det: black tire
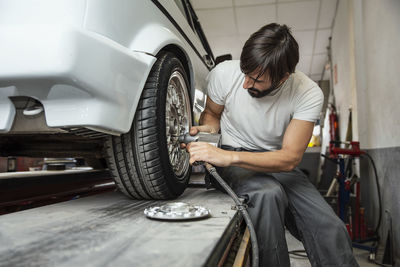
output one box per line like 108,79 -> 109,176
105,52 -> 192,199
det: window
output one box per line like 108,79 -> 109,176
184,0 -> 215,62
174,0 -> 194,30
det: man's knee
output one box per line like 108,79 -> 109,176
246,181 -> 288,209
260,183 -> 286,200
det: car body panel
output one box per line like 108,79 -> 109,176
82,0 -> 211,124
0,0 -> 212,135
0,25 -> 156,133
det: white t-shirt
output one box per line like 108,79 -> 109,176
207,60 -> 324,151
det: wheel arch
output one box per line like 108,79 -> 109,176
128,23 -> 197,103
156,44 -> 194,100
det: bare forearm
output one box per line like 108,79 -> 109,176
228,119 -> 312,172
188,118 -> 312,172
230,149 -> 302,172
199,110 -> 220,133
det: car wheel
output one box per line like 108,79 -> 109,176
105,52 -> 192,199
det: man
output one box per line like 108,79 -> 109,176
185,24 -> 358,266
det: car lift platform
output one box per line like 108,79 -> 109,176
0,186 -> 240,267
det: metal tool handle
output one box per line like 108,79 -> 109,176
178,133 -> 199,144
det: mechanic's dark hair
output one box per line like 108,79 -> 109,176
240,23 -> 299,85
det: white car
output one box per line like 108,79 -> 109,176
0,0 -> 218,199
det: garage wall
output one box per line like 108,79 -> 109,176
360,0 -> 400,149
330,0 -> 355,142
331,0 -> 400,263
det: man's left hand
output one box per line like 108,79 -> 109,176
186,142 -> 233,167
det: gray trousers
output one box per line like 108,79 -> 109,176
215,165 -> 359,267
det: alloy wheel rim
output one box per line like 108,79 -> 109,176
165,71 -> 191,178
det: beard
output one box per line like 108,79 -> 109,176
247,84 -> 280,98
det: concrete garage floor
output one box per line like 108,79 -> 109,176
0,172 -> 382,266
